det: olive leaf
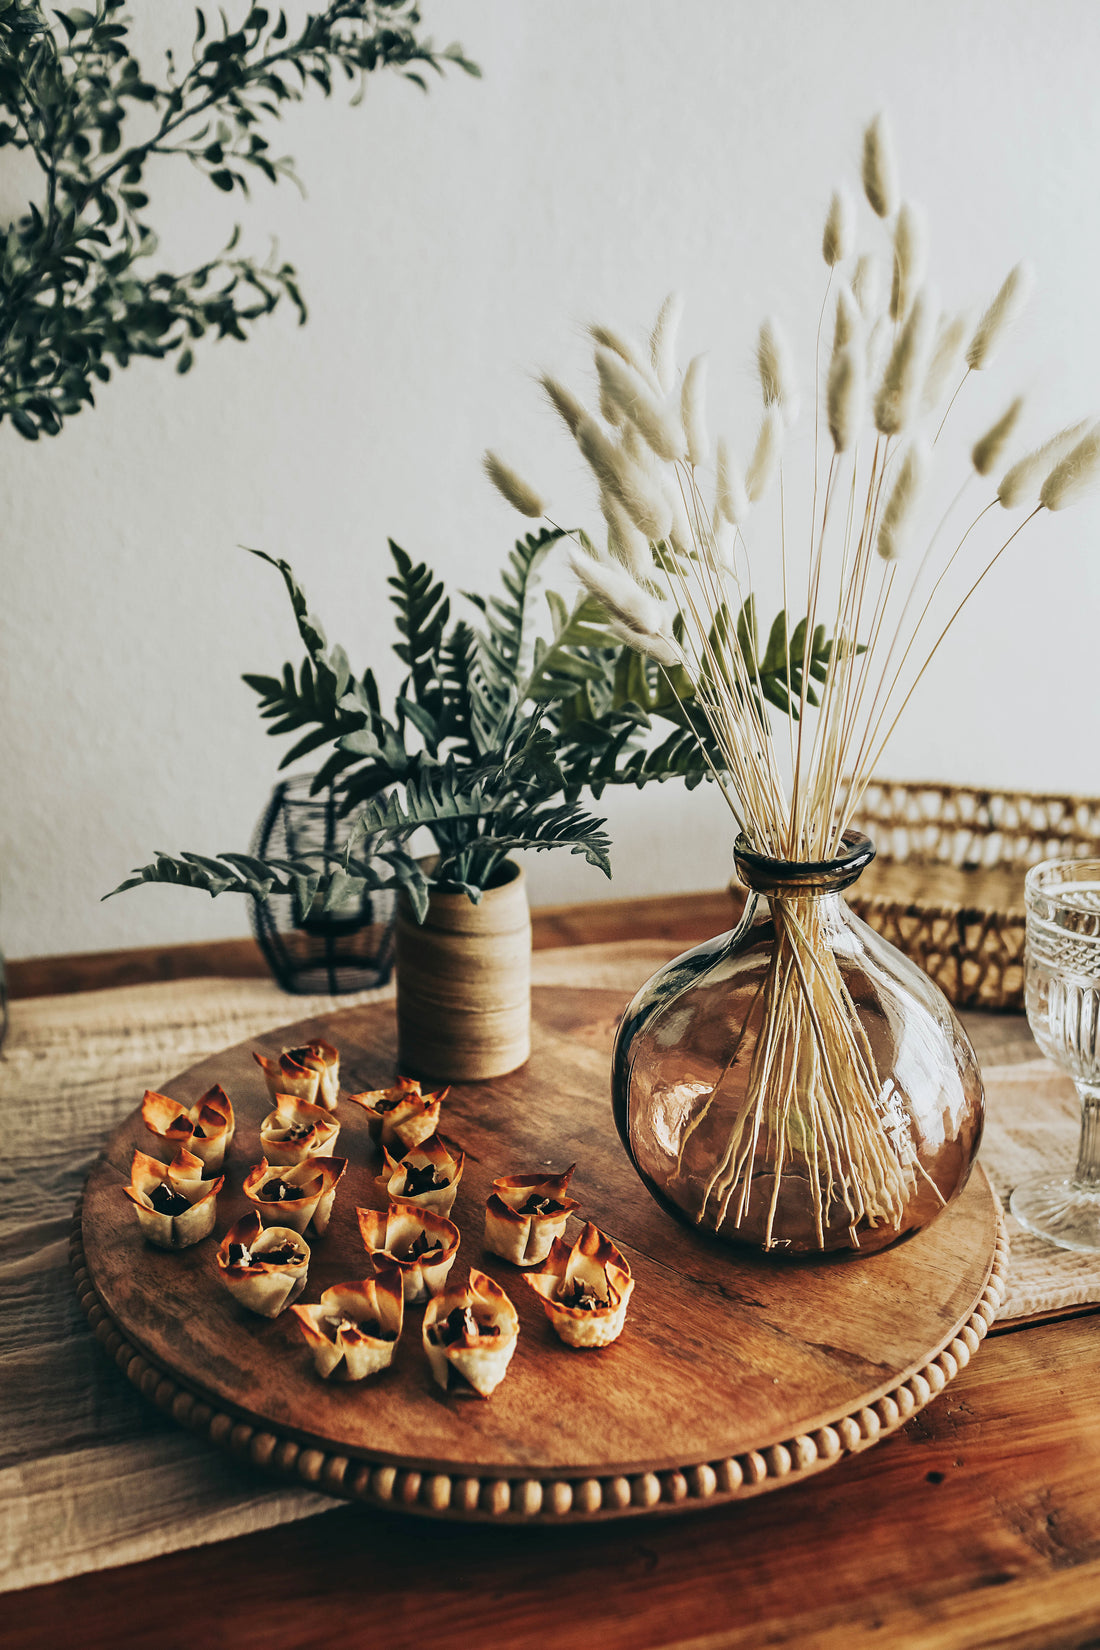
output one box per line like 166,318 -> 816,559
0,2 -> 477,438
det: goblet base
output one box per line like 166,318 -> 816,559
1009,1174 -> 1100,1254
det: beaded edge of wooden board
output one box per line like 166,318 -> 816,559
69,1197 -> 1010,1526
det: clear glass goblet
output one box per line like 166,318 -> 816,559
1011,857 -> 1100,1251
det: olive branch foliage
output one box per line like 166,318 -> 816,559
0,0 -> 477,438
111,530 -> 831,921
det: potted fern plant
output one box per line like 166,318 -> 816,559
114,531 -> 618,1077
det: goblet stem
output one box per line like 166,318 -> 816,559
1073,1083 -> 1100,1186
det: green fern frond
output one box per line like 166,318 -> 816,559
346,759 -> 492,849
459,799 -> 613,875
105,846 -> 426,919
387,541 -> 449,718
246,549 -> 333,672
524,591 -> 619,703
464,527 -> 563,688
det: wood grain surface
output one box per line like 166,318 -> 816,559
81,987 -> 998,1513
10,1308 -> 1100,1650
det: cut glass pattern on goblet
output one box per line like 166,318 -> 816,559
1011,859 -> 1100,1253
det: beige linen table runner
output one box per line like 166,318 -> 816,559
2,942 -> 1096,1594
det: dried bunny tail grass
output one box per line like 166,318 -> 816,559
827,346 -> 865,453
604,613 -> 681,665
921,312 -> 970,414
589,323 -> 660,392
862,112 -> 899,219
745,406 -> 784,502
661,472 -> 694,554
877,438 -> 929,559
972,396 -> 1024,476
874,288 -> 934,435
756,316 -> 798,423
966,260 -> 1035,370
890,200 -> 927,321
576,415 -> 673,541
716,437 -> 751,525
865,314 -> 890,385
681,354 -> 710,466
539,373 -> 586,437
998,418 -> 1092,508
568,548 -> 676,658
601,490 -> 653,583
595,347 -> 686,463
710,514 -> 737,572
822,187 -> 855,266
599,377 -> 624,428
1039,423 -> 1100,511
649,291 -> 684,395
833,284 -> 861,352
594,347 -> 645,422
608,461 -> 676,547
576,413 -> 635,503
852,253 -> 881,317
621,420 -> 655,474
482,450 -> 546,518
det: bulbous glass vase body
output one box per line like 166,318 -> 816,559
612,833 -> 985,1256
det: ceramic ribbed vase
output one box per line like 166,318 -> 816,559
612,832 -> 984,1257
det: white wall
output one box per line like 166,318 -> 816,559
3,0 -> 1099,960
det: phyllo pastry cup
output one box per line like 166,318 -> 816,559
423,1269 -> 519,1399
260,1094 -> 341,1166
124,1147 -> 224,1249
253,1039 -> 340,1111
141,1083 -> 235,1174
484,1164 -> 579,1266
346,1077 -> 446,1154
524,1223 -> 635,1349
215,1210 -> 310,1318
356,1203 -> 459,1302
292,1267 -> 404,1381
378,1134 -> 464,1216
242,1155 -> 347,1236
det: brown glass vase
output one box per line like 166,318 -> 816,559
612,832 -> 984,1256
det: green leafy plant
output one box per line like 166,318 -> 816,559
111,533 -> 623,919
110,530 -> 832,921
0,0 -> 477,438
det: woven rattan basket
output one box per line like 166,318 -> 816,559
842,780 -> 1100,1011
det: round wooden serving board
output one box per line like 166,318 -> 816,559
74,986 -> 1008,1524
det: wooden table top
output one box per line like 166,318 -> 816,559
11,919 -> 1100,1650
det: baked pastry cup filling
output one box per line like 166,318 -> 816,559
215,1210 -> 310,1318
141,1083 -> 235,1174
259,1094 -> 341,1166
242,1154 -> 347,1236
524,1223 -> 635,1349
483,1164 -> 579,1266
346,1077 -> 447,1154
123,1147 -> 224,1250
356,1203 -> 459,1302
292,1267 -> 404,1381
253,1039 -> 340,1111
378,1134 -> 464,1216
423,1269 -> 519,1398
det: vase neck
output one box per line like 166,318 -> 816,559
734,829 -> 876,898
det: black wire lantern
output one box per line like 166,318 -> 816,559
249,773 -> 396,995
